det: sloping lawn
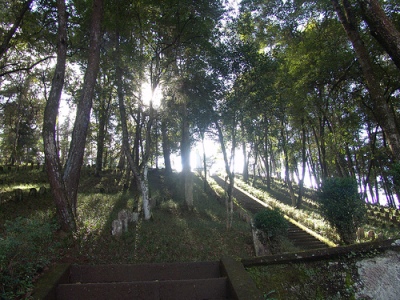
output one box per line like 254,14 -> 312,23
0,168 -> 254,299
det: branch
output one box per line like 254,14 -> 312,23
0,0 -> 34,59
0,56 -> 54,77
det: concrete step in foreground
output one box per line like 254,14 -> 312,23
58,261 -> 228,300
34,257 -> 264,300
57,277 -> 229,300
69,261 -> 221,283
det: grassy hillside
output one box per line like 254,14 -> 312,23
2,167 -> 398,299
0,167 -> 253,299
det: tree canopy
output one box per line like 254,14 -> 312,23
1,0 -> 400,230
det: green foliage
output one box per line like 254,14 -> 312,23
318,177 -> 366,245
0,217 -> 59,299
388,162 -> 400,199
253,208 -> 288,238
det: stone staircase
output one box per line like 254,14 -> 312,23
211,176 -> 331,251
287,223 -> 328,250
34,257 -> 264,300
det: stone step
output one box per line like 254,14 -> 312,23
287,224 -> 329,249
212,176 -> 331,251
57,277 -> 230,300
293,241 -> 327,250
34,258 -> 264,300
289,232 -> 322,239
69,261 -> 221,283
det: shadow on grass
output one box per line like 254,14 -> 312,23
73,169 -> 255,264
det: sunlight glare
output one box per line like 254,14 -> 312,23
142,82 -> 162,108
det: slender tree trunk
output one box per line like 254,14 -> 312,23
43,0 -> 76,232
115,31 -> 152,220
63,0 -> 103,214
312,116 -> 328,180
263,116 -> 271,189
364,124 -> 379,203
140,165 -> 150,216
215,119 -> 234,229
95,111 -> 106,176
200,130 -> 207,190
181,101 -> 193,210
142,100 -> 155,218
95,91 -> 112,176
133,109 -> 141,169
242,141 -> 249,183
281,124 -> 296,206
161,117 -> 172,174
297,119 -> 307,208
252,141 -> 258,187
307,124 -> 320,187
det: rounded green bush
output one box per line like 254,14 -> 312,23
318,177 -> 366,245
253,208 -> 288,238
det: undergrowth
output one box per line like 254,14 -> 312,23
0,216 -> 60,299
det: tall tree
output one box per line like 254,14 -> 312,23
42,0 -> 75,232
43,0 -> 103,231
332,0 -> 400,162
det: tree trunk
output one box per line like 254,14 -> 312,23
297,119 -> 307,209
308,123 -> 321,187
42,0 -> 76,232
242,141 -> 249,183
181,101 -> 193,210
332,0 -> 400,162
95,92 -> 112,176
63,0 -> 103,214
161,117 -> 172,174
133,108 -> 141,169
358,0 -> 400,72
263,116 -> 271,189
252,141 -> 259,187
281,124 -> 296,207
115,32 -> 152,220
95,110 -> 106,176
141,165 -> 151,219
200,130 -> 207,190
215,119 -> 234,229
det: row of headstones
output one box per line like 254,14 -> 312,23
111,198 -> 160,237
367,204 -> 400,215
0,163 -> 44,172
366,206 -> 400,227
0,186 -> 47,203
0,164 -> 126,173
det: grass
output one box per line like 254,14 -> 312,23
247,259 -> 360,300
2,167 -> 398,299
0,167 -> 254,299
71,170 -> 254,264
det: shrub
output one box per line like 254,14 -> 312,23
253,208 -> 288,239
318,177 -> 366,245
